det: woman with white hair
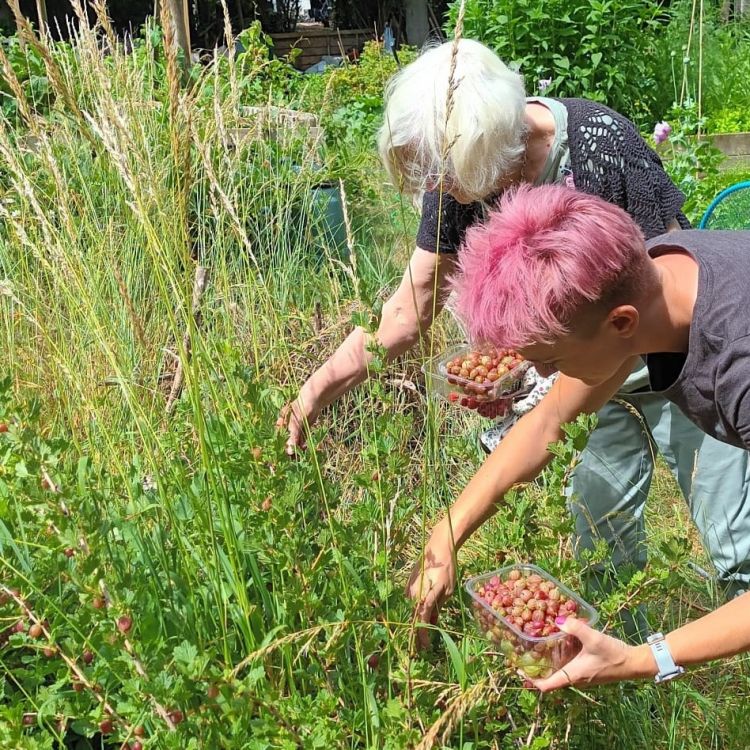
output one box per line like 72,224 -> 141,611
277,39 -> 750,630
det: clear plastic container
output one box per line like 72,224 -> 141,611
464,563 -> 599,679
421,344 -> 531,418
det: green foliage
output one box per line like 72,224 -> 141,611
200,29 -> 416,193
1,10 -> 750,749
0,36 -> 52,121
659,100 -> 726,223
0,363 -> 419,748
322,41 -> 411,146
446,0 -> 666,126
654,0 -> 750,129
315,41 -> 417,158
228,22 -> 307,106
705,107 -> 750,136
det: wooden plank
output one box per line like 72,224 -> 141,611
270,27 -> 371,41
269,27 -> 375,69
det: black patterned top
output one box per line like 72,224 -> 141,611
416,97 -> 689,254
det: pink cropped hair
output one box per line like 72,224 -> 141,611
451,184 -> 648,348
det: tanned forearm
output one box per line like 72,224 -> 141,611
621,592 -> 750,678
429,359 -> 638,554
431,403 -> 564,548
300,247 -> 455,410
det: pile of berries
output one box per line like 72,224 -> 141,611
470,568 -> 589,679
443,347 -> 526,416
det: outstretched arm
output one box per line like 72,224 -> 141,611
406,358 -> 638,645
532,590 -> 750,691
278,247 -> 456,452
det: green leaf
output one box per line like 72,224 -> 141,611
173,640 -> 198,668
530,737 -> 552,749
365,682 -> 381,732
245,666 -> 266,687
383,698 -> 406,720
439,629 -> 467,690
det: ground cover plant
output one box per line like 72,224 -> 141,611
1,3 -> 750,749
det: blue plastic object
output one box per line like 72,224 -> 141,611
698,180 -> 750,229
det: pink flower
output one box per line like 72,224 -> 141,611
537,78 -> 552,93
653,121 -> 672,145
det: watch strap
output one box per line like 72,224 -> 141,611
647,632 -> 684,683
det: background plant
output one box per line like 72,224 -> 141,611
658,99 -> 726,221
654,0 -> 750,132
446,0 -> 667,127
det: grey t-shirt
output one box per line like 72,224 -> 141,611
646,230 -> 750,450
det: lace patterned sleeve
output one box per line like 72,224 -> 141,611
562,99 -> 691,238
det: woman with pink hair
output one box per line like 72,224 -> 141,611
423,183 -> 750,688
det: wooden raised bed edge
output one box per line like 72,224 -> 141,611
269,27 -> 376,70
657,131 -> 750,170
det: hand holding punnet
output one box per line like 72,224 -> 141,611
529,617 -> 649,692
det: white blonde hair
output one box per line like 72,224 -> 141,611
378,39 -> 527,201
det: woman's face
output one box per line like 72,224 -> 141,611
517,307 -> 640,386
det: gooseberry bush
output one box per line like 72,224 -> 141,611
0,352 -> 585,749
0,367 -> 410,748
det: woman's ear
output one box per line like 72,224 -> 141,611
607,305 -> 639,338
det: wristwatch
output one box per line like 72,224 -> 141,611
647,632 -> 685,683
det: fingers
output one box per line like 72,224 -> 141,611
404,567 -> 420,598
276,402 -> 307,455
557,616 -> 597,645
416,587 -> 438,623
404,560 -> 433,601
285,415 -> 305,455
275,403 -> 289,430
528,668 -> 574,693
414,588 -> 439,650
417,626 -> 431,650
404,565 -> 442,650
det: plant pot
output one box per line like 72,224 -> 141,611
309,181 -> 349,260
